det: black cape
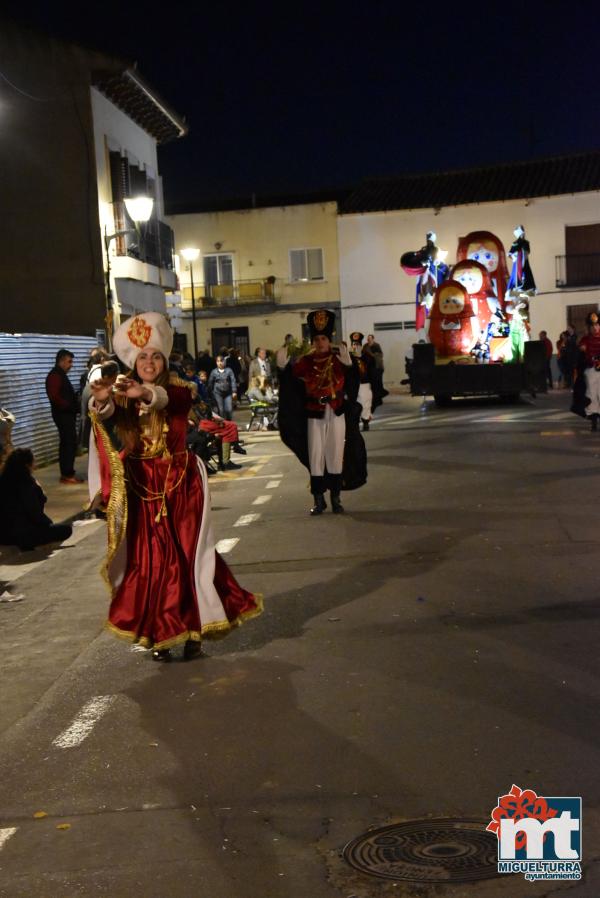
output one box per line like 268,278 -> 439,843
277,359 -> 367,491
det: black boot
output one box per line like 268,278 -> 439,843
330,491 -> 344,513
152,648 -> 172,662
361,418 -> 370,431
183,640 -> 204,661
310,493 -> 327,515
592,415 -> 599,432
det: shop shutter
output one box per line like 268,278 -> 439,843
0,333 -> 98,466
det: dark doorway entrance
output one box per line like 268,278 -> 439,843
211,327 -> 250,358
567,303 -> 599,338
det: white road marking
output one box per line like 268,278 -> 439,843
52,695 -> 116,749
252,495 -> 272,505
266,480 -> 281,489
216,538 -> 239,554
233,513 -> 261,527
0,828 -> 17,851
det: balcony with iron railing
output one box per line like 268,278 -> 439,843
112,200 -> 175,271
180,277 -> 282,311
555,253 -> 600,288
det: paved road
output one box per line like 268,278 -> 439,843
0,393 -> 599,898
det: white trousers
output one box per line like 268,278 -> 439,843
358,383 -> 373,419
307,405 -> 346,475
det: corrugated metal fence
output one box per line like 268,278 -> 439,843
0,333 -> 98,466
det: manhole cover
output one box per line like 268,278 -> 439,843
343,817 -> 499,883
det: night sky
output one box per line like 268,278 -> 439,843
5,2 -> 600,211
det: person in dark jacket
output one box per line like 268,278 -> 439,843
45,348 -> 82,484
0,448 -> 72,550
208,355 -> 238,419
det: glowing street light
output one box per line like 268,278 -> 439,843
104,195 -> 155,348
181,247 -> 201,358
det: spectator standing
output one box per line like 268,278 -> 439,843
80,348 -> 110,449
562,324 -> 578,388
196,350 -> 216,376
0,448 -> 73,550
208,355 -> 237,419
556,332 -> 568,389
226,347 -> 242,382
182,362 -> 207,401
539,330 -> 554,389
237,350 -> 249,399
365,334 -> 388,399
45,348 -> 82,484
249,347 -> 272,381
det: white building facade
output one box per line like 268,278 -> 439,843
338,153 -> 600,385
91,70 -> 187,328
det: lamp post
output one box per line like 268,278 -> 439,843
181,246 -> 200,359
104,195 -> 154,349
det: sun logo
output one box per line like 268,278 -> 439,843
313,310 -> 328,332
127,317 -> 152,349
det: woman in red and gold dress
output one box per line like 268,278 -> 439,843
88,313 -> 262,661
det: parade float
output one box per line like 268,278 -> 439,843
401,227 -> 546,404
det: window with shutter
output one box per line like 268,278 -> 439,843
289,248 -> 324,282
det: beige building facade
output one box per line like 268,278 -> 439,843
166,200 -> 341,356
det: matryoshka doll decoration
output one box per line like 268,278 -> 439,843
456,231 -> 509,323
428,279 -> 479,358
451,258 -> 494,333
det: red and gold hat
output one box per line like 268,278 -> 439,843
112,313 -> 173,369
307,308 -> 335,341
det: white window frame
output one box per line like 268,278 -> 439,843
288,247 -> 325,283
203,252 -> 235,285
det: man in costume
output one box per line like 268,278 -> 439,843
350,331 -> 379,431
88,312 -> 262,661
276,309 -> 367,515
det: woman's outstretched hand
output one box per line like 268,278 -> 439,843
113,378 -> 150,400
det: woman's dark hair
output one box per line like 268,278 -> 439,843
0,449 -> 34,498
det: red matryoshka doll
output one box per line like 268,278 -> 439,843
429,280 -> 479,357
456,231 -> 509,317
451,259 -> 494,332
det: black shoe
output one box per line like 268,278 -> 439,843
152,648 -> 172,662
232,443 -> 247,454
330,492 -> 344,514
310,494 -> 327,515
183,640 -> 204,661
220,460 -> 242,471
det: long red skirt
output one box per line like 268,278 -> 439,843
107,452 -> 261,649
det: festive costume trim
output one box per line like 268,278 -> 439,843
104,593 -> 264,649
89,411 -> 128,594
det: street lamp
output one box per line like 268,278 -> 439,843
181,246 -> 200,359
104,195 -> 155,349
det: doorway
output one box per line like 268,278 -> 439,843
211,327 -> 249,358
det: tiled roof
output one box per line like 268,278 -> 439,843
340,150 -> 600,214
92,68 -> 187,145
